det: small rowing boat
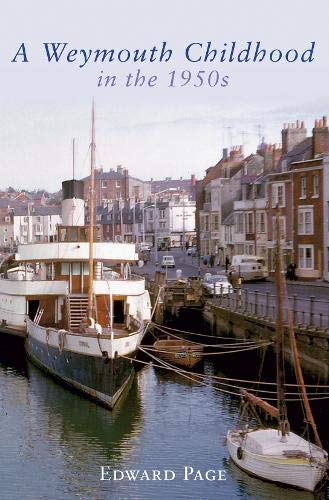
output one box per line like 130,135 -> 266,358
153,339 -> 203,369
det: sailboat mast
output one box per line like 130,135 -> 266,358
275,212 -> 289,437
88,100 -> 96,318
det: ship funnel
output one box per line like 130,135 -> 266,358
61,179 -> 85,226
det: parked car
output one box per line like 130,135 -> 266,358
161,255 -> 175,268
137,242 -> 151,252
186,246 -> 197,256
203,274 -> 233,296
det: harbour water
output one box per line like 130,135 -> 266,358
1,335 -> 328,500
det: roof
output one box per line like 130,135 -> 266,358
274,137 -> 313,172
81,170 -> 125,181
14,206 -> 61,216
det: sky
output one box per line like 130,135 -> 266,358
1,0 -> 329,191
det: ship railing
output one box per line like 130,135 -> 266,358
102,271 -> 144,281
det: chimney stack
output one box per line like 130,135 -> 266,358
313,115 -> 329,156
281,119 -> 307,154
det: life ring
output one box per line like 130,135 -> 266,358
237,447 -> 243,460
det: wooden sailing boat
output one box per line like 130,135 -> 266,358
226,213 -> 328,492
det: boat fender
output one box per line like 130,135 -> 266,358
237,447 -> 243,460
89,317 -> 95,329
58,329 -> 66,354
102,351 -> 109,364
95,322 -> 102,335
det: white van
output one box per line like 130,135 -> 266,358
229,255 -> 268,281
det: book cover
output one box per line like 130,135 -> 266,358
1,1 -> 329,499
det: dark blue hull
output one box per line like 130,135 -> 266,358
26,335 -> 135,409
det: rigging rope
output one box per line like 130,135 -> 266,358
128,348 -> 329,401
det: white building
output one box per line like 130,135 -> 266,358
14,206 -> 62,244
144,194 -> 196,248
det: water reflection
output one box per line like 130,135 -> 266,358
1,334 -> 328,499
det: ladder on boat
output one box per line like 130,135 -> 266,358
67,294 -> 89,332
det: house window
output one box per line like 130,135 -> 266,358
246,243 -> 254,255
102,181 -> 107,188
159,222 -> 166,229
159,209 -> 165,219
300,176 -> 307,198
272,216 -> 285,240
148,210 -> 153,220
235,213 -> 244,233
298,207 -> 313,235
116,181 -> 121,188
134,186 -> 140,199
212,214 -> 219,230
245,212 -> 254,234
4,216 -> 10,223
271,183 -> 285,208
202,215 -> 209,232
236,244 -> 244,254
256,211 -> 266,233
312,175 -> 319,197
298,245 -> 313,269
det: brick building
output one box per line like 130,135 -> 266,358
290,117 -> 329,279
82,166 -> 151,208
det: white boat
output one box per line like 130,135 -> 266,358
0,103 -> 152,408
227,428 -> 327,491
227,213 -> 328,491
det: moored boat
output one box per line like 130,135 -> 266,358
226,212 -> 328,491
0,103 -> 152,408
153,339 -> 203,369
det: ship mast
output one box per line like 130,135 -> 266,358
275,211 -> 289,438
88,100 -> 96,318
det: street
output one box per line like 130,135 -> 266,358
133,248 -> 329,327
135,247 -> 329,298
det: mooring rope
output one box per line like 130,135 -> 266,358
152,322 -> 259,343
142,341 -> 273,356
133,347 -> 329,401
153,323 -> 267,349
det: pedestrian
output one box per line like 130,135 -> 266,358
286,263 -> 293,280
210,254 -> 215,267
225,256 -> 230,272
292,263 -> 297,281
203,256 -> 208,267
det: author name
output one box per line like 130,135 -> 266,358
100,466 -> 227,481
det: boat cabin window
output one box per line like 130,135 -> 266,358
72,263 -> 81,275
61,263 -> 69,275
57,226 -> 88,242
